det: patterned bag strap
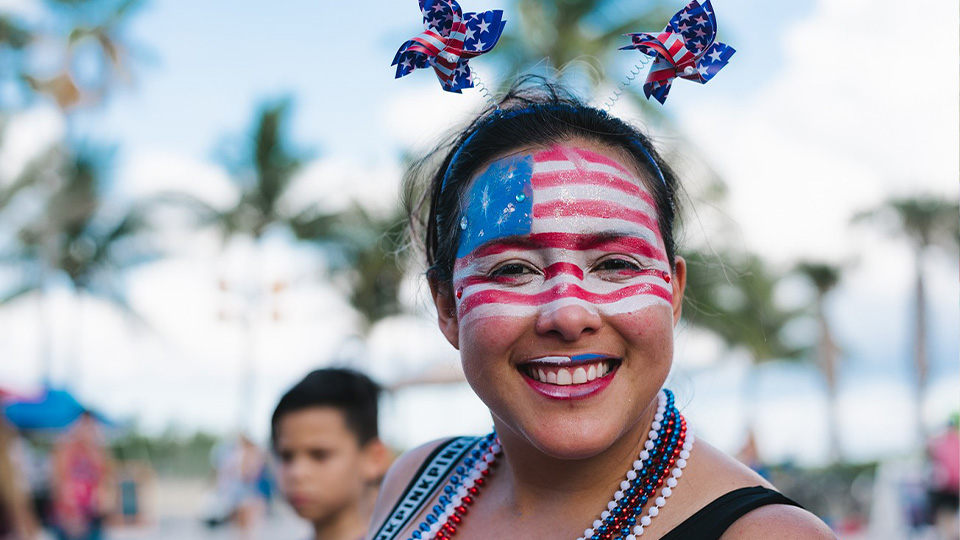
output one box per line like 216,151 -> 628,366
371,435 -> 482,540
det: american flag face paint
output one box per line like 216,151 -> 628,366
452,144 -> 673,325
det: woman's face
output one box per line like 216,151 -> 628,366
432,140 -> 685,459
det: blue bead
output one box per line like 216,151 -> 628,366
444,486 -> 454,494
426,514 -> 437,524
420,523 -> 430,532
439,495 -> 450,505
412,531 -> 422,539
433,505 -> 443,515
464,458 -> 475,467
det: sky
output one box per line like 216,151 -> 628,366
0,0 -> 957,466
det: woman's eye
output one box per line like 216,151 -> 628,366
490,263 -> 535,278
595,258 -> 642,272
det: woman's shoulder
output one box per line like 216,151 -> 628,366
717,503 -> 836,539
369,435 -> 481,539
665,441 -> 834,539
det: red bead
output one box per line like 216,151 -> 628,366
474,477 -> 485,486
443,523 -> 456,533
455,505 -> 468,515
462,496 -> 473,505
450,514 -> 462,524
468,487 -> 479,495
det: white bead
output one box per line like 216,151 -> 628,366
584,528 -> 594,538
484,453 -> 495,463
639,450 -> 650,461
677,458 -> 687,468
627,535 -> 636,540
600,511 -> 611,520
648,430 -> 658,440
644,440 -> 655,450
662,487 -> 672,497
672,468 -> 683,478
656,496 -> 666,507
451,496 -> 462,506
457,486 -> 468,497
654,413 -> 664,422
491,443 -> 502,453
607,501 -> 617,511
679,450 -> 690,459
593,520 -> 603,529
640,515 -> 652,526
464,478 -> 475,488
626,470 -> 637,480
651,421 -> 661,430
478,461 -> 489,471
620,481 -> 631,490
633,525 -> 644,535
633,460 -> 643,469
667,477 -> 678,488
649,506 -> 659,517
614,490 -> 624,500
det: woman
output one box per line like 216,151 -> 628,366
370,79 -> 835,540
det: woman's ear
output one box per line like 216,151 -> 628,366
671,256 -> 687,325
429,277 -> 460,349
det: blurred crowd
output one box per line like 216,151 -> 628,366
2,386 -> 958,540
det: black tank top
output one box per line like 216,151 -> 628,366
372,437 -> 802,540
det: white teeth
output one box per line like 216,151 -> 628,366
525,360 -> 615,385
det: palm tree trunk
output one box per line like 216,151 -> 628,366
816,297 -> 840,463
912,247 -> 928,441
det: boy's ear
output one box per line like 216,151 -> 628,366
429,277 -> 460,349
360,438 -> 393,484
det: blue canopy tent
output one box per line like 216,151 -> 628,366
1,388 -> 112,431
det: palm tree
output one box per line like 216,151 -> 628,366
681,248 -> 807,458
854,195 -> 960,438
793,261 -> 843,462
1,143 -> 161,385
494,0 -> 670,95
21,0 -> 145,111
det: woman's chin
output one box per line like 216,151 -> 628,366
505,416 -> 633,461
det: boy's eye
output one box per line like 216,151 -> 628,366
278,451 -> 294,464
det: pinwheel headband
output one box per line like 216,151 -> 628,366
617,0 -> 735,105
392,0 -> 506,93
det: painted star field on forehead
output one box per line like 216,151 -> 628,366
452,145 -> 673,323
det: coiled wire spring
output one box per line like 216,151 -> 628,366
602,57 -> 651,112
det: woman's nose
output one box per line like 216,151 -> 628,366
534,300 -> 602,341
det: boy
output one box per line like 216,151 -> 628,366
271,368 -> 389,540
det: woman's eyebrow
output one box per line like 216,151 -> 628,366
467,231 -> 660,258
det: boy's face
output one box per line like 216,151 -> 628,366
274,406 -> 374,526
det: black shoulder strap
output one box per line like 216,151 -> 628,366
371,436 -> 482,540
662,486 -> 803,540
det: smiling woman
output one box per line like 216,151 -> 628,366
368,77 -> 835,540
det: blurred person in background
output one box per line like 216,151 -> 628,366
209,433 -> 270,539
271,368 -> 390,540
49,411 -> 115,540
927,413 -> 960,540
0,417 -> 40,540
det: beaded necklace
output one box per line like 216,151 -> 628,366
403,389 -> 692,540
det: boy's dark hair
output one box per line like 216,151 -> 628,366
405,75 -> 682,286
271,368 -> 381,449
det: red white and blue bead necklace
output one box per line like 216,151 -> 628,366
403,389 -> 692,540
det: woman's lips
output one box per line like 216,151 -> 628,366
517,355 -> 620,399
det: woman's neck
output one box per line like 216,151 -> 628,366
491,400 -> 658,515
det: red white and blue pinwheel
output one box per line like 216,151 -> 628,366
392,0 -> 506,93
621,0 -> 735,104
